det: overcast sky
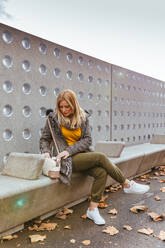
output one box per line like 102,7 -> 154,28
1,0 -> 165,81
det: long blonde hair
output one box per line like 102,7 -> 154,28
56,89 -> 86,129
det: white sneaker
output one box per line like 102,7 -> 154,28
86,208 -> 105,225
123,180 -> 150,194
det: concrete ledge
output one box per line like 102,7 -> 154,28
1,142 -> 165,237
151,134 -> 165,144
95,141 -> 125,157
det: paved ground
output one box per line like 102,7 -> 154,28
1,167 -> 165,248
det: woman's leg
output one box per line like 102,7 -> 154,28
72,152 -> 125,184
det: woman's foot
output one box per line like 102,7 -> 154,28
123,180 -> 150,194
86,208 -> 105,225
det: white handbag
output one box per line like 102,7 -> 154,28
42,157 -> 60,179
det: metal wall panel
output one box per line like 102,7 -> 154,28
0,24 -> 111,169
111,65 -> 165,144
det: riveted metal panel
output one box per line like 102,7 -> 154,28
0,24 -> 111,169
111,65 -> 165,144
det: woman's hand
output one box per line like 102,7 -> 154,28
43,153 -> 51,158
56,151 -> 69,160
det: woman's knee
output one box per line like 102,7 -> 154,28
96,167 -> 107,180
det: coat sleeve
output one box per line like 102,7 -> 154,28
39,119 -> 52,154
65,117 -> 92,156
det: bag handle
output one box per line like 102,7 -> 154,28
47,116 -> 60,155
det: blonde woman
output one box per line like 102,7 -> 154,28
40,89 -> 149,225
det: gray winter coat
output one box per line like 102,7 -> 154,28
40,112 -> 92,184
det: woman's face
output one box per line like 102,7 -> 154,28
59,100 -> 72,117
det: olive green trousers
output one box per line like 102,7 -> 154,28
72,152 -> 126,203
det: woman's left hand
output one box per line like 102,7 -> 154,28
56,150 -> 69,160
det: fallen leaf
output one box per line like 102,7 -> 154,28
138,227 -> 153,235
38,223 -> 57,231
16,244 -> 21,247
64,225 -> 71,230
154,195 -> 161,201
159,166 -> 165,170
149,176 -> 159,180
160,179 -> 165,183
160,172 -> 165,176
108,208 -> 118,215
98,202 -> 108,208
29,234 -> 46,243
140,174 -> 150,179
147,212 -> 164,222
123,225 -> 132,231
28,224 -> 39,231
106,185 -> 122,193
157,230 -> 165,241
34,219 -> 42,224
55,211 -> 67,220
2,235 -> 18,240
81,240 -> 91,245
130,205 -> 148,214
154,172 -> 160,176
160,187 -> 165,192
63,208 -> 73,215
70,239 -> 76,244
102,226 -> 119,236
110,216 -> 117,219
81,213 -> 87,219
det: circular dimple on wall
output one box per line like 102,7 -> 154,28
22,38 -> 31,49
66,71 -> 72,80
22,129 -> 31,140
22,60 -> 31,72
3,129 -> 13,141
105,80 -> 110,86
105,67 -> 110,73
39,43 -> 47,54
3,153 -> 10,164
3,80 -> 13,93
78,73 -> 84,82
66,53 -> 73,63
22,83 -> 31,94
97,78 -> 102,86
22,106 -> 32,117
88,60 -> 94,68
54,48 -> 60,58
97,125 -> 101,132
97,94 -> 102,101
105,96 -> 110,102
54,68 -> 61,78
2,56 -> 13,68
106,125 -> 110,132
54,88 -> 60,97
97,64 -> 102,71
39,86 -> 47,96
78,91 -> 84,99
2,30 -> 13,44
39,64 -> 47,75
78,56 -> 84,65
3,105 -> 13,117
39,107 -> 46,117
105,111 -> 109,117
88,93 -> 93,100
88,76 -> 93,83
